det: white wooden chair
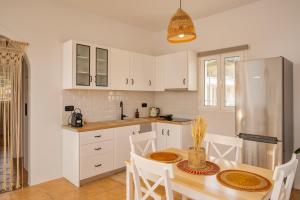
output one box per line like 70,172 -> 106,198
127,131 -> 157,200
204,133 -> 243,162
131,152 -> 174,200
129,131 -> 157,156
270,153 -> 298,200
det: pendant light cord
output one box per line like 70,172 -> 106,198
180,0 -> 182,9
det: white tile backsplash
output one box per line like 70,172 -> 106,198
62,90 -> 155,125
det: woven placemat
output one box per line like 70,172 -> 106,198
217,170 -> 272,192
147,152 -> 183,163
176,160 -> 220,175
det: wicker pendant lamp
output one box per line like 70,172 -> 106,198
167,0 -> 196,43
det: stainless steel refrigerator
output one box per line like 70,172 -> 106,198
236,57 -> 293,170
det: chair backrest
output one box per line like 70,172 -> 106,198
271,153 -> 298,200
129,131 -> 157,156
131,152 -> 174,200
204,133 -> 243,162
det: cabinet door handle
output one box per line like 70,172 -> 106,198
94,147 -> 102,151
94,135 -> 102,138
162,129 -> 165,135
131,78 -> 134,85
95,76 -> 97,83
132,131 -> 135,135
183,78 -> 186,85
167,129 -> 170,136
125,78 -> 129,85
94,164 -> 102,167
149,80 -> 152,86
89,75 -> 92,82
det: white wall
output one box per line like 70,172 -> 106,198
153,0 -> 300,188
0,0 -> 155,185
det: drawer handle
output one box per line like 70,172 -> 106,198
94,164 -> 102,168
94,135 -> 102,138
94,147 -> 102,151
167,129 -> 170,136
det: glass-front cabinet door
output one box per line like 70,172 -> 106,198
95,48 -> 108,87
76,44 -> 91,86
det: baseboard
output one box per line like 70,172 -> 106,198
294,184 -> 300,190
80,167 -> 125,186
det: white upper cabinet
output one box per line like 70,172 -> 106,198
130,53 -> 155,91
157,51 -> 197,91
63,40 -> 110,89
63,40 -> 197,91
155,56 -> 166,91
110,49 -> 155,91
110,48 -> 131,90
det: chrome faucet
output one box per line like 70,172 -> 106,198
120,101 -> 127,120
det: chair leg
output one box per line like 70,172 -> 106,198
126,166 -> 132,200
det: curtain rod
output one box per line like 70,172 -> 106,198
197,45 -> 248,57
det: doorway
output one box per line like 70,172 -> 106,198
0,35 -> 29,193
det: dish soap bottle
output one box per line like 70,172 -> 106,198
135,108 -> 140,118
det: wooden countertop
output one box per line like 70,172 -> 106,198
62,117 -> 192,133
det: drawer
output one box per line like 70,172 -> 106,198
80,128 -> 114,145
80,152 -> 114,180
80,140 -> 114,157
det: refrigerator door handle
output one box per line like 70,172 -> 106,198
238,133 -> 282,144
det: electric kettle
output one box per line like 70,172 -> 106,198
149,107 -> 160,117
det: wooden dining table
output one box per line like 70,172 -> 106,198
125,148 -> 274,200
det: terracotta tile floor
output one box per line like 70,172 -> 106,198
291,189 -> 300,200
0,171 -> 298,200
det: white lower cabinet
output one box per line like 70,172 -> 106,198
80,140 -> 115,179
156,123 -> 167,150
62,128 -> 115,187
80,152 -> 114,180
114,125 -> 140,169
155,123 -> 192,151
62,123 -> 189,187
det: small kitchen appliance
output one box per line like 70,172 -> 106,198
71,108 -> 83,127
149,107 -> 160,117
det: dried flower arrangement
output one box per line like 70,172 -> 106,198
192,117 -> 207,151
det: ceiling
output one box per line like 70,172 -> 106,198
62,0 -> 260,32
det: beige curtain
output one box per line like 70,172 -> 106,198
0,38 -> 27,191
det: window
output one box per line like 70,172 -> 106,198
200,51 -> 244,111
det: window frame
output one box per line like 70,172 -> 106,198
200,55 -> 221,111
200,51 -> 245,112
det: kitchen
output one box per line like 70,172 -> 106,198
0,0 -> 299,199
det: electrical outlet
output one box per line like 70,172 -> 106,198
65,105 -> 74,111
142,103 -> 147,108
